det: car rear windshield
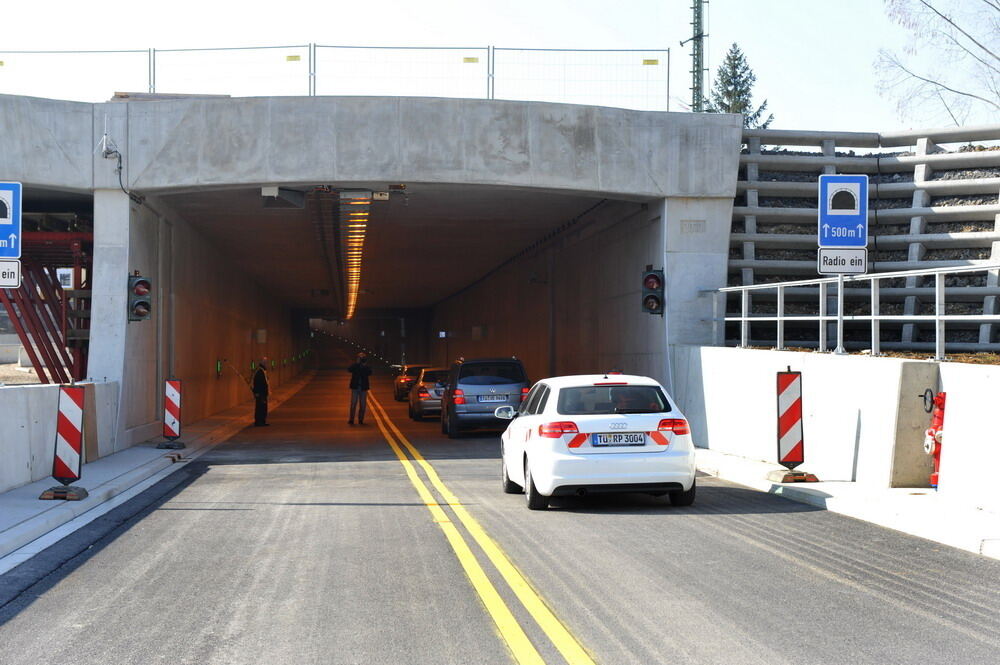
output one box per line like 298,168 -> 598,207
421,370 -> 448,383
556,385 -> 671,415
404,367 -> 425,377
457,363 -> 525,385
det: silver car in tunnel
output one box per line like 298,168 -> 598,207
441,358 -> 529,438
408,367 -> 449,421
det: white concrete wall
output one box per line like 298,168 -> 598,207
0,380 -> 119,494
674,346 -> 1000,514
673,346 -> 933,486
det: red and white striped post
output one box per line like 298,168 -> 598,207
770,369 -> 818,483
39,386 -> 89,501
157,379 -> 186,449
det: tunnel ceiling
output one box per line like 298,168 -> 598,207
158,184 -> 609,315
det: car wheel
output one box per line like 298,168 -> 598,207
669,479 -> 696,507
408,403 -> 416,420
412,407 -> 424,422
447,412 -> 462,439
524,461 -> 549,510
441,411 -> 449,435
501,453 -> 522,494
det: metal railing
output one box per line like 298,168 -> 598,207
0,44 -> 670,110
710,264 -> 1000,360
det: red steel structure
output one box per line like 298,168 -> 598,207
0,232 -> 92,383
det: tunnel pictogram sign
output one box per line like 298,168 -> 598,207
818,174 -> 868,249
0,182 -> 22,259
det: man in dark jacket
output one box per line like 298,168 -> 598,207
347,353 -> 372,425
252,357 -> 270,426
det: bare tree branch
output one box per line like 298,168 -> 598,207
891,53 -> 1000,108
916,0 -> 999,62
941,31 -> 1000,74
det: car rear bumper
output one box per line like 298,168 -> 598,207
531,450 -> 696,496
550,482 -> 683,496
415,399 -> 442,413
454,411 -> 507,427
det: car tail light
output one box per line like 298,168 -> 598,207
520,387 -> 530,402
539,421 -> 579,438
657,418 -> 690,435
453,389 -> 466,405
417,387 -> 430,400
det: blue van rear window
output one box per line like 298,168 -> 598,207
458,363 -> 525,385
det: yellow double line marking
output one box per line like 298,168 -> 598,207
369,395 -> 596,665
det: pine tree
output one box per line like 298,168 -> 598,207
706,43 -> 774,129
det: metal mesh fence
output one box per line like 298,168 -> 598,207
315,46 -> 489,99
0,45 -> 670,110
492,48 -> 670,111
153,45 -> 311,97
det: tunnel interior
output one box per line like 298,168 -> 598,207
9,181 -> 669,433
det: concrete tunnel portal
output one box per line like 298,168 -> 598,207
2,94 -> 742,446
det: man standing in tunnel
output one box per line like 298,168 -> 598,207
347,353 -> 372,425
252,357 -> 270,426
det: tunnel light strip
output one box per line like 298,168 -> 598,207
339,191 -> 372,320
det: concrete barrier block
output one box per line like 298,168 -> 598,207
0,344 -> 20,363
888,362 -> 938,488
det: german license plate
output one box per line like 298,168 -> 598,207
478,394 -> 507,403
592,433 -> 646,446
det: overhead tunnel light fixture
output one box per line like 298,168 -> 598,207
261,186 -> 305,208
339,190 -> 372,320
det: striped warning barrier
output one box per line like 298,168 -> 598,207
40,386 -> 89,500
770,369 -> 817,483
776,371 -> 804,469
164,380 -> 181,438
158,379 -> 186,449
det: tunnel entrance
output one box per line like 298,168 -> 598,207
155,182 -> 659,382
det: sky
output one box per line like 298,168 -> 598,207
0,0 -> 991,132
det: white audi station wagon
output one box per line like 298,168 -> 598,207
495,374 -> 697,510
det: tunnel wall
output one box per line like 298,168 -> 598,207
89,192 -> 311,450
428,200 -> 669,384
161,198 -> 310,425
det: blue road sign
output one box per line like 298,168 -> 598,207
818,174 -> 868,248
0,182 -> 22,259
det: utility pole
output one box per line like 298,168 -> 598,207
679,0 -> 708,112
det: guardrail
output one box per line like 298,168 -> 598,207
710,264 -> 1000,360
731,124 -> 1000,352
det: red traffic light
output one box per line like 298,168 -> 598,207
132,279 -> 151,296
643,273 -> 662,290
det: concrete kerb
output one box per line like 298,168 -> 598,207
0,370 -> 317,563
695,447 -> 1000,561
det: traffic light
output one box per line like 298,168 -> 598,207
641,269 -> 664,315
128,275 -> 152,321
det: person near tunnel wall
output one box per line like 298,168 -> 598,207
253,358 -> 270,426
347,353 -> 372,425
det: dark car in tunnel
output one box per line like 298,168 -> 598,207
393,363 -> 430,401
441,358 -> 529,438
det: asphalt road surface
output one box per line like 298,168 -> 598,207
2,348 -> 999,665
